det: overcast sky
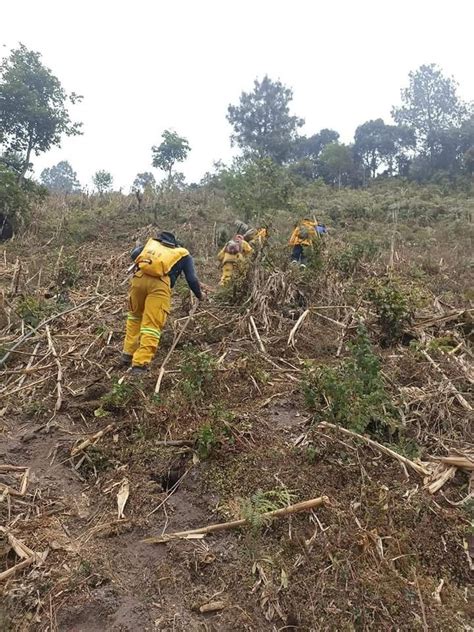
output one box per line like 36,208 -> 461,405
2,0 -> 473,190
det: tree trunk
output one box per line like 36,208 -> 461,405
18,136 -> 34,185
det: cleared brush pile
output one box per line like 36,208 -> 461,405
0,188 -> 473,630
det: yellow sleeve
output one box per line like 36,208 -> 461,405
289,227 -> 299,246
242,241 -> 253,255
217,247 -> 225,262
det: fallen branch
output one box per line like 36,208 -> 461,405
427,455 -> 474,470
0,557 -> 34,582
318,422 -> 430,477
154,303 -> 198,394
143,495 -> 329,544
249,315 -> 266,354
154,439 -> 195,447
420,349 -> 472,411
287,309 -> 310,347
70,424 -> 115,457
0,296 -> 98,367
425,465 -> 456,494
46,325 -> 63,412
0,466 -> 30,497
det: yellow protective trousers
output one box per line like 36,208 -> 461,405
123,272 -> 171,367
219,262 -> 236,286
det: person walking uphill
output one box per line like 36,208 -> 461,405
288,218 -> 318,267
218,235 -> 252,286
121,231 -> 203,375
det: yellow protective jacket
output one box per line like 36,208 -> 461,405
218,240 -> 252,266
135,238 -> 188,278
288,220 -> 318,247
250,227 -> 268,247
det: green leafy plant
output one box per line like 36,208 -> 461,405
56,255 -> 81,288
303,325 -> 399,436
366,277 -> 419,345
196,424 -> 217,459
16,296 -> 55,327
239,488 -> 295,532
333,239 -> 379,276
97,380 -> 135,414
180,345 -> 216,402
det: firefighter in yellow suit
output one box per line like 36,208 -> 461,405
122,231 -> 203,374
288,218 -> 318,266
218,235 -> 253,286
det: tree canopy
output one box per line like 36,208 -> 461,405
92,170 -> 113,194
40,160 -> 80,193
0,44 -> 82,180
152,130 -> 190,185
392,64 -> 468,168
227,76 -> 304,164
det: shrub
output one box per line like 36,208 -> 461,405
303,325 -> 399,436
239,488 -> 295,532
332,238 -> 379,277
180,345 -> 216,402
366,276 -> 419,344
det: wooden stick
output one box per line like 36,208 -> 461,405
0,296 -> 98,367
0,557 -> 34,582
425,466 -> 456,494
143,495 -> 329,544
318,422 -> 430,477
154,303 -> 198,394
421,349 -> 472,411
249,315 -> 266,354
46,325 -> 63,412
70,424 -> 115,456
427,455 -> 474,470
287,309 -> 310,347
0,375 -> 50,397
17,342 -> 40,388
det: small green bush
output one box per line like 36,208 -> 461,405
240,488 -> 295,532
332,239 -> 379,276
303,326 -> 399,436
366,276 -> 420,344
180,345 -> 216,402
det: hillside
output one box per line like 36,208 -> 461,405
0,181 -> 473,631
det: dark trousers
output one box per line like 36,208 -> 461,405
291,244 -> 304,263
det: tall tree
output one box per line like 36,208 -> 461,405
0,44 -> 82,181
319,143 -> 354,188
392,64 -> 467,168
40,160 -> 80,193
152,130 -> 190,185
354,119 -> 415,178
92,170 -> 113,195
294,128 -> 340,161
132,171 -> 156,193
227,75 -> 304,164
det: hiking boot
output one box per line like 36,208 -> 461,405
130,365 -> 148,376
299,263 -> 307,269
120,353 -> 133,367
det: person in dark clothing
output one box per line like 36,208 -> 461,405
122,231 -> 203,374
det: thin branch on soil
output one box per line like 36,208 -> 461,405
154,303 -> 198,394
0,296 -> 98,367
287,309 -> 310,347
420,349 -> 472,411
249,315 -> 266,354
46,325 -> 63,412
318,422 -> 430,477
143,496 -> 329,543
70,424 -> 115,457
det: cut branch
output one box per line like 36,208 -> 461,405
143,495 -> 329,544
318,422 -> 430,476
154,303 -> 198,394
46,325 -> 63,412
